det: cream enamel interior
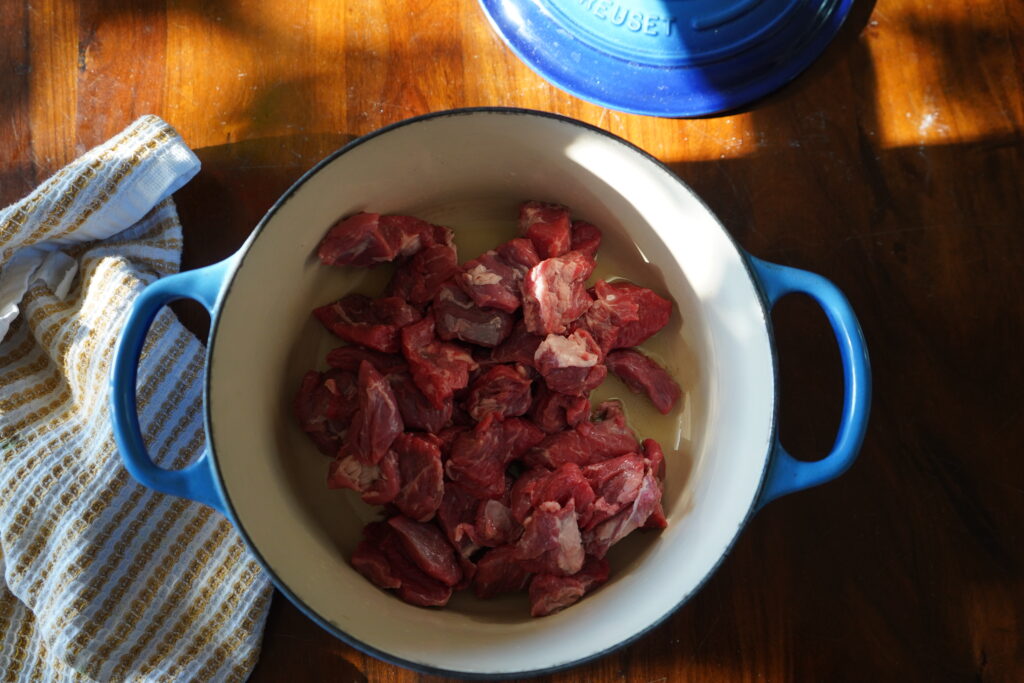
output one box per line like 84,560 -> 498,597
206,111 -> 775,675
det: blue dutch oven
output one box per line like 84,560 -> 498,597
111,108 -> 869,677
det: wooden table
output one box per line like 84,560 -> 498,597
3,0 -> 1022,680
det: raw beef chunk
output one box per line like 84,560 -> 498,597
569,220 -> 601,261
474,499 -> 522,547
433,281 -> 514,347
529,555 -> 609,617
325,345 -> 407,376
387,243 -> 461,305
388,371 -> 452,434
445,414 -> 510,500
577,401 -> 640,462
490,320 -> 544,367
514,500 -> 585,576
392,433 -> 445,522
457,238 -> 539,313
437,481 -> 483,558
387,515 -> 463,586
530,384 -> 590,434
496,237 -> 541,273
293,369 -> 357,455
466,365 -> 533,421
345,361 -> 403,465
534,329 -> 607,396
473,545 -> 532,598
522,251 -> 595,335
317,212 -> 397,267
581,454 -> 646,530
352,522 -> 453,607
313,294 -> 421,353
583,458 -> 662,558
581,280 -> 672,351
318,212 -> 451,268
606,348 -> 681,414
516,463 -> 597,529
519,201 -> 571,259
327,446 -> 400,505
525,401 -> 639,469
502,417 -> 546,459
401,316 -> 477,408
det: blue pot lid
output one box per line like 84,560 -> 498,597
478,0 -> 854,117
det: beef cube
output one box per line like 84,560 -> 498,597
466,365 -> 533,421
581,453 -> 645,530
392,433 -> 445,522
502,417 -> 547,460
581,280 -> 672,351
317,212 -> 397,267
354,522 -> 453,607
445,414 -> 510,500
526,400 -> 639,469
387,243 -> 461,305
293,369 -> 357,455
325,345 -> 407,376
379,214 -> 453,258
519,201 -> 572,259
474,499 -> 522,547
327,447 -> 400,505
530,384 -> 590,434
387,515 -> 463,587
345,361 -> 403,465
457,236 -> 539,313
437,481 -> 483,558
473,545 -> 532,599
514,500 -> 585,577
529,555 -> 609,617
513,463 -> 598,529
583,459 -> 663,558
433,281 -> 514,348
522,252 -> 595,335
490,320 -> 544,367
351,539 -> 401,590
523,429 -> 590,470
569,220 -> 601,261
496,237 -> 541,273
401,316 -> 477,408
534,330 -> 607,396
388,371 -> 452,434
641,438 -> 668,529
578,400 -> 640,462
313,294 -> 422,353
606,348 -> 681,414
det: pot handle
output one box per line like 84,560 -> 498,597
109,258 -> 235,514
747,255 -> 871,508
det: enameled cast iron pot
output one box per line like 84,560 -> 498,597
111,108 -> 870,678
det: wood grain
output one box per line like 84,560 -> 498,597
1,0 -> 1022,680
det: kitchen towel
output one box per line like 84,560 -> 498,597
0,115 -> 271,681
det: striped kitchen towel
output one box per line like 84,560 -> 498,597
0,116 -> 272,680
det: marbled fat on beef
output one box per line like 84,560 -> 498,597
534,329 -> 607,396
521,251 -> 595,335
